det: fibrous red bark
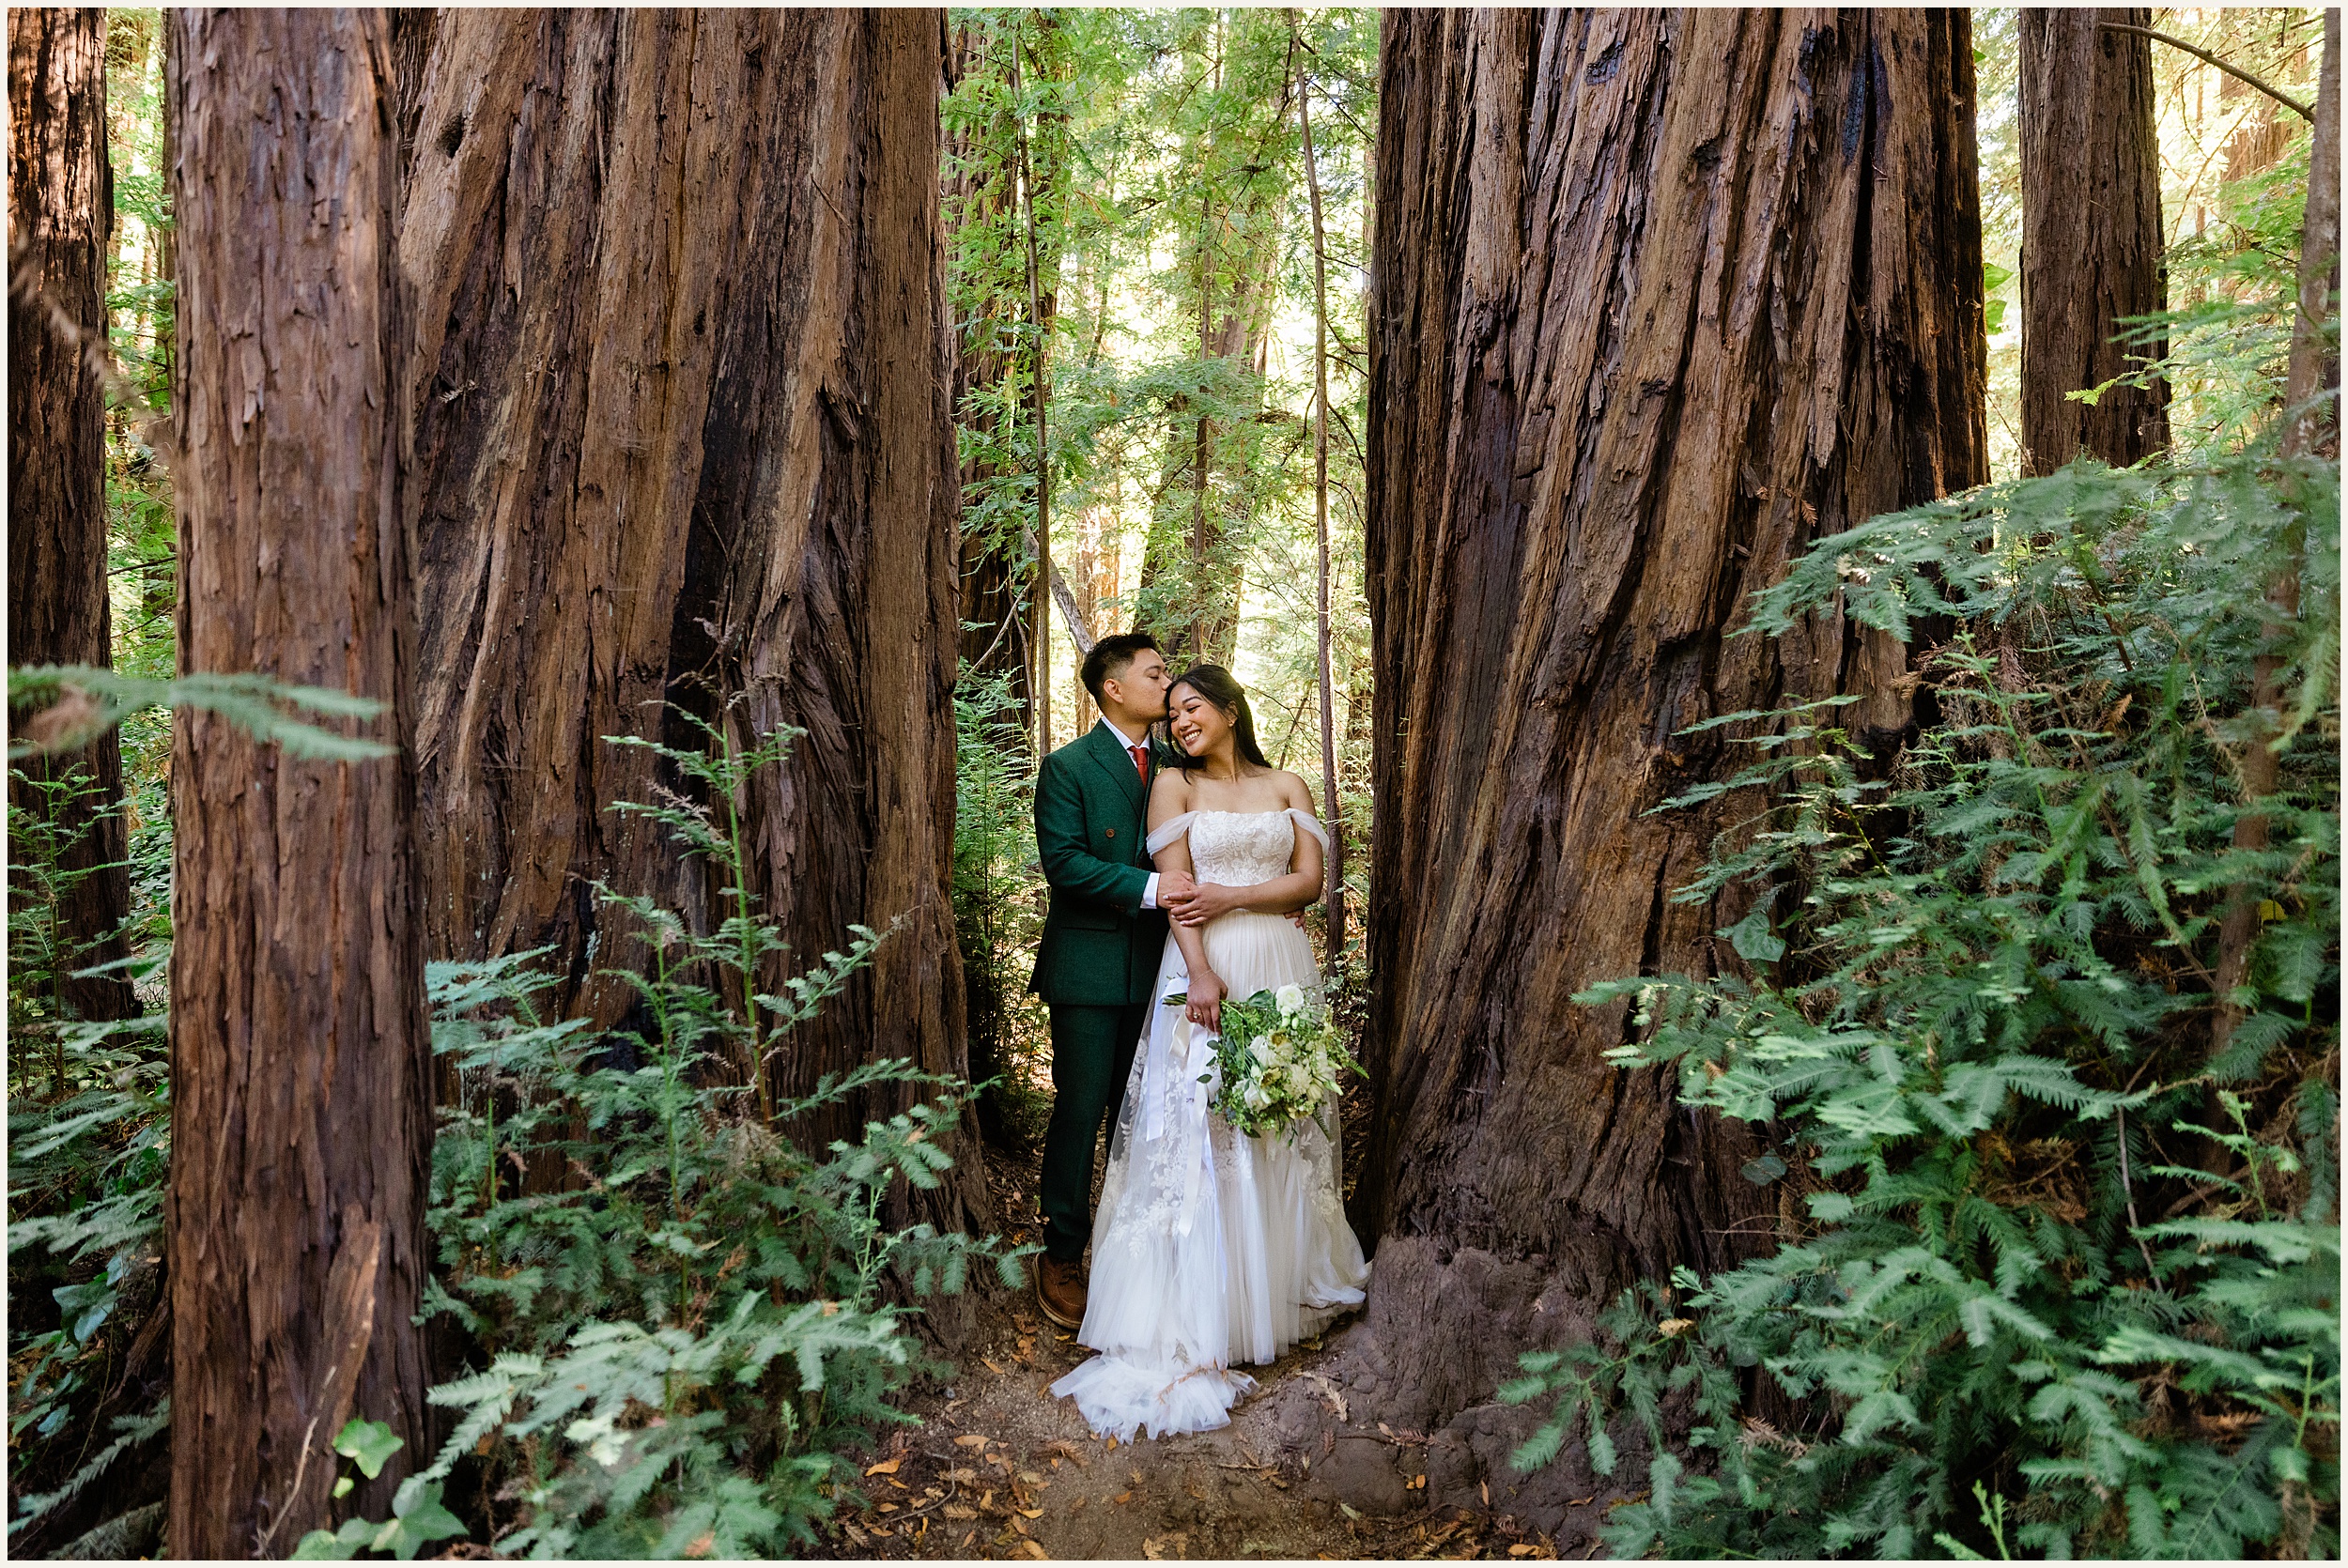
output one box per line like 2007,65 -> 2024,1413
1340,8 -> 1987,1536
397,10 -> 981,1226
8,5 -> 134,1026
165,8 -> 431,1552
2019,8 -> 2168,471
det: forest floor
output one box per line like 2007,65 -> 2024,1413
819,1130 -> 1582,1563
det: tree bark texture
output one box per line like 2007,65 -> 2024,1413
2019,8 -> 2167,471
8,5 -> 135,1024
1352,8 -> 1986,1531
398,9 -> 981,1224
165,8 -> 431,1553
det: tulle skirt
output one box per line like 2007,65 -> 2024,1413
1050,910 -> 1369,1440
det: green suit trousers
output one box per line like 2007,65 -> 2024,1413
1040,1001 -> 1148,1263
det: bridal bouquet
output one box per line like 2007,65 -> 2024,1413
1166,982 -> 1360,1139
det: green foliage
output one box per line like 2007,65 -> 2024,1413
950,665 -> 1054,1145
8,766 -> 140,1085
292,1421 -> 469,1560
8,664 -> 394,763
6,767 -> 169,1537
1506,417 -> 2338,1554
413,714 -> 1023,1553
6,1021 -> 168,1535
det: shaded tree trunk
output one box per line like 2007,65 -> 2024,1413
1181,209 -> 1275,669
8,5 -> 134,1026
166,8 -> 430,1553
397,9 -> 981,1227
2019,8 -> 2167,471
1352,8 -> 1986,1534
1295,25 -> 1347,972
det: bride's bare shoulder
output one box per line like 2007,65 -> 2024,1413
1147,765 -> 1193,822
1268,769 -> 1319,814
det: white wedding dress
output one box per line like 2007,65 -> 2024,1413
1050,807 -> 1369,1441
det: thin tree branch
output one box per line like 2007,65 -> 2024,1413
2099,23 -> 2313,119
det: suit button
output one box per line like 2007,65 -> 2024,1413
1106,828 -> 1116,838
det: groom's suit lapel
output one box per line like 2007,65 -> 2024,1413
1082,720 -> 1149,820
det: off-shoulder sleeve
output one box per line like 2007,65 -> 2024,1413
1145,811 -> 1198,855
1286,807 -> 1331,852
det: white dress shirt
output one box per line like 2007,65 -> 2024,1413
1096,715 -> 1161,910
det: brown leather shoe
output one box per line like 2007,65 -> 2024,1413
1037,1255 -> 1087,1330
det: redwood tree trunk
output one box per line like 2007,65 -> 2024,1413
398,10 -> 981,1228
2019,8 -> 2168,471
166,9 -> 431,1553
1345,8 -> 1986,1536
8,5 -> 134,1026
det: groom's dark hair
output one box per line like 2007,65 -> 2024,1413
1082,631 -> 1162,704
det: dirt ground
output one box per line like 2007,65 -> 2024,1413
818,1135 -> 1590,1563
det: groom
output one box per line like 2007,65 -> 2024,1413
1028,631 -> 1193,1328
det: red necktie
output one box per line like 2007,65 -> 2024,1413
1129,744 -> 1149,782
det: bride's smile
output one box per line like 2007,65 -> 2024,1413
1168,689 -> 1227,763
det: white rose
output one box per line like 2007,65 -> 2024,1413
1275,984 -> 1306,1014
1249,1035 -> 1274,1064
1243,1080 -> 1271,1110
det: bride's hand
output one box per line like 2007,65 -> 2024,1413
1184,970 -> 1226,1035
1168,880 -> 1243,928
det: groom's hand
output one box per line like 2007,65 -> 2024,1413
1169,882 -> 1244,927
1158,869 -> 1197,908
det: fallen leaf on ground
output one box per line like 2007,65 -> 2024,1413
954,1433 -> 990,1447
1301,1371 -> 1349,1422
1021,1542 -> 1049,1560
1508,1546 -> 1537,1558
1113,1490 -> 1133,1505
865,1457 -> 902,1476
941,1504 -> 979,1520
1019,1507 -> 1043,1519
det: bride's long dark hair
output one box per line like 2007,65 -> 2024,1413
1163,664 -> 1273,771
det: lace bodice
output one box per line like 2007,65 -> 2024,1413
1147,808 -> 1329,886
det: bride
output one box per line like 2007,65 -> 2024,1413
1050,664 -> 1369,1441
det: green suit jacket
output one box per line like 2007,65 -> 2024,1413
1029,722 -> 1169,1007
